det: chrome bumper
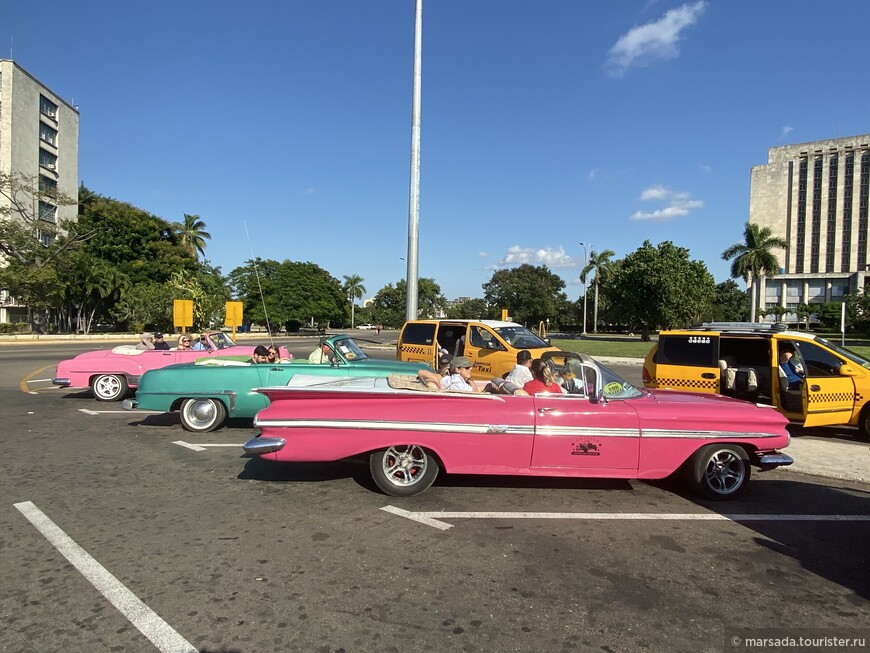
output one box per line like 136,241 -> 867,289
52,378 -> 70,387
755,452 -> 794,470
243,436 -> 286,455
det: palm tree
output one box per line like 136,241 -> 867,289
722,222 -> 787,322
343,274 -> 366,328
173,213 -> 211,260
580,249 -> 615,333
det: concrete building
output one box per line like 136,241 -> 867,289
0,59 -> 79,323
750,134 -> 870,316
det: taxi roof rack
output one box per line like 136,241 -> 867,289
693,322 -> 789,333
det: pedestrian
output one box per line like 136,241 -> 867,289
376,324 -> 382,335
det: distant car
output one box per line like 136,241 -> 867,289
53,332 -> 290,402
244,351 -> 793,499
123,335 -> 431,432
357,324 -> 376,330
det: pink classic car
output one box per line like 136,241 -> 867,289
243,353 -> 793,499
53,331 -> 290,401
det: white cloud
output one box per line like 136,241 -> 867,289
630,185 -> 703,221
698,162 -> 712,173
780,125 -> 794,141
477,251 -> 489,258
490,245 -> 577,270
606,1 -> 707,77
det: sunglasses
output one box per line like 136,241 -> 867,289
182,339 -> 190,343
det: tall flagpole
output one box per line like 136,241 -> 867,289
405,0 -> 422,321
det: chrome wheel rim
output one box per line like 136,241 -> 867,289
704,449 -> 746,495
380,445 -> 428,488
182,399 -> 218,430
94,375 -> 121,399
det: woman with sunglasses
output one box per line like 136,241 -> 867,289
176,335 -> 193,350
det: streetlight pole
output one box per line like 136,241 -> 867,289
579,242 -> 590,335
405,0 -> 423,321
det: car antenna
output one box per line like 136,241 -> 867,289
243,220 -> 275,348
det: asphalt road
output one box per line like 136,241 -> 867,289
1,338 -> 869,652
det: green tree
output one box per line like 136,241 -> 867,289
601,240 -> 716,341
173,213 -> 212,260
370,278 -> 445,327
228,259 -> 347,331
580,249 -> 616,333
482,264 -> 567,327
446,298 -> 492,320
111,281 -> 177,333
700,279 -> 749,323
342,274 -> 366,328
722,222 -> 787,322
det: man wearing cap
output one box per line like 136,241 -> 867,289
153,332 -> 171,350
135,332 -> 155,350
505,350 -> 533,386
439,356 -> 483,392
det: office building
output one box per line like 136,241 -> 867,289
750,134 -> 870,314
0,59 -> 79,323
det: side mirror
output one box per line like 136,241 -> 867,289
839,364 -> 858,377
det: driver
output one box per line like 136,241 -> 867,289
308,342 -> 333,364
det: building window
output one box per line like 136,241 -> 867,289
39,123 -> 57,146
796,158 -> 808,273
859,152 -> 870,271
38,201 -> 57,224
843,153 -> 854,271
38,149 -> 57,170
827,155 -> 838,272
810,157 -> 822,273
39,95 -> 58,119
38,175 -> 57,193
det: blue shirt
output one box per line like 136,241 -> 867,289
780,359 -> 803,385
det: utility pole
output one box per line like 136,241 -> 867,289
405,0 -> 422,321
579,242 -> 591,335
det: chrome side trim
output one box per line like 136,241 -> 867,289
243,437 -> 286,454
641,429 -> 784,439
254,418 -> 533,436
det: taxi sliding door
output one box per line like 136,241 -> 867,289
652,333 -> 720,394
530,394 -> 640,471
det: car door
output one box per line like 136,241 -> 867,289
793,340 -> 857,427
464,324 -> 509,380
651,333 -> 720,394
530,394 -> 641,471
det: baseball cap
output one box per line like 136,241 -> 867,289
155,332 -> 164,338
450,356 -> 473,372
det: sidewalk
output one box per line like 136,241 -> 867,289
784,435 -> 869,484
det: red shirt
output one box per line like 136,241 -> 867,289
523,379 -> 562,395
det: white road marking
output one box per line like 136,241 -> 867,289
381,505 -> 870,531
14,501 -> 197,653
173,441 -> 242,452
78,408 -> 161,415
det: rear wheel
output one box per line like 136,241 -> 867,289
857,406 -> 870,442
91,374 -> 128,402
369,445 -> 439,496
180,398 -> 227,433
688,444 -> 751,499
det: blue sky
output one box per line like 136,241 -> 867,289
5,1 -> 870,302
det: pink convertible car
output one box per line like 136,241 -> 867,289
53,331 -> 290,401
243,353 -> 793,499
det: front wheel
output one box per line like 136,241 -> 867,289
180,398 -> 227,433
856,406 -> 870,442
688,444 -> 751,499
91,374 -> 128,402
369,445 -> 439,497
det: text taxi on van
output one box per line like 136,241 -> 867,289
397,319 -> 560,381
643,321 -> 870,437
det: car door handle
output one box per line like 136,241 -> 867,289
701,372 -> 716,379
809,384 -> 821,392
537,407 -> 556,414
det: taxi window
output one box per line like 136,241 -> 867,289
469,326 -> 501,350
658,335 -> 718,367
401,323 -> 435,345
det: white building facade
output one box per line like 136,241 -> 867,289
0,59 -> 79,323
750,134 -> 870,315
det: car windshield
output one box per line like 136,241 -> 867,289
548,353 -> 645,400
210,332 -> 235,350
332,337 -> 368,362
814,336 -> 870,370
493,326 -> 550,349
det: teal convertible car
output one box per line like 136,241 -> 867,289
121,335 -> 429,432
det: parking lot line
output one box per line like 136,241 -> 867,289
172,441 -> 242,452
381,505 -> 870,530
14,501 -> 197,653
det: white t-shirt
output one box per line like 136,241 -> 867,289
440,373 -> 474,392
505,364 -> 533,386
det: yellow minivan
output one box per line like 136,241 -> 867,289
643,322 -> 870,437
397,319 -> 559,381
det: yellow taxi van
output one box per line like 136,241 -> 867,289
397,319 -> 559,381
643,322 -> 870,437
